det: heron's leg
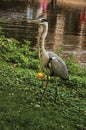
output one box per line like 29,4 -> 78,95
54,77 -> 58,103
40,75 -> 49,101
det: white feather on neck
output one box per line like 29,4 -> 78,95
39,22 -> 49,66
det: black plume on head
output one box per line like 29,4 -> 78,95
40,18 -> 48,22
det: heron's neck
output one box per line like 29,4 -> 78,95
39,24 -> 48,51
39,23 -> 49,66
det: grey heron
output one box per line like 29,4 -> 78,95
28,18 -> 69,102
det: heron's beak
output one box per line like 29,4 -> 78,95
27,19 -> 40,24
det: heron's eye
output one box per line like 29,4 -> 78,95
39,18 -> 48,23
42,19 -> 48,22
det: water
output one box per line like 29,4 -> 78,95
0,0 -> 86,67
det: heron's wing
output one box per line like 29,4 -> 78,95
48,51 -> 68,79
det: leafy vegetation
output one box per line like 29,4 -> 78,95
0,36 -> 86,130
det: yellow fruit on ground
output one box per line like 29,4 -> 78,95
36,72 -> 44,79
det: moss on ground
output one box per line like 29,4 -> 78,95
0,36 -> 86,130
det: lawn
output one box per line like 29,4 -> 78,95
0,36 -> 86,130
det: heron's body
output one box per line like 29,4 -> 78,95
38,18 -> 68,80
41,50 -> 68,79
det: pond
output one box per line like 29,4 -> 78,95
0,0 -> 86,67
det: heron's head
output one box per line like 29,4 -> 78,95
27,18 -> 48,27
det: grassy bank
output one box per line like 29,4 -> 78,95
0,36 -> 86,130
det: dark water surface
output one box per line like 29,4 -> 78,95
0,0 -> 86,67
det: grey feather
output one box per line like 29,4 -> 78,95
46,51 -> 69,79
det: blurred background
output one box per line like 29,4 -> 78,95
0,0 -> 86,67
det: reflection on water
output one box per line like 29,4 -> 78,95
0,0 -> 86,67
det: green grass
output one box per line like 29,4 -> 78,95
0,36 -> 86,130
